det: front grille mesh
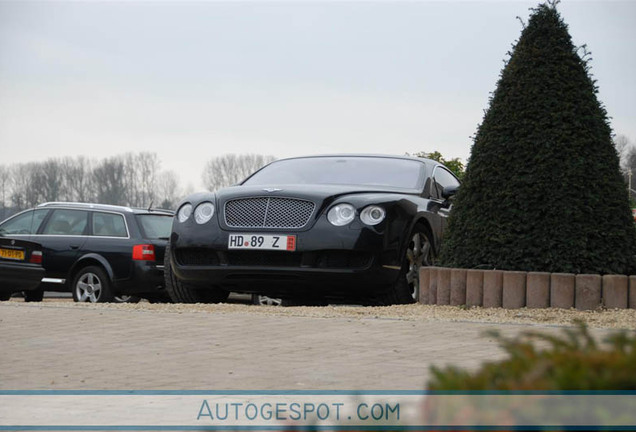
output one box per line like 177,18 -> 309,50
225,197 -> 315,229
175,248 -> 220,266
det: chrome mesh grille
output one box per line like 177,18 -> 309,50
224,197 -> 315,229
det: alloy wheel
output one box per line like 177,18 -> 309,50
405,232 -> 432,301
76,272 -> 103,302
254,295 -> 283,306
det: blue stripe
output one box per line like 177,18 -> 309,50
3,390 -> 636,395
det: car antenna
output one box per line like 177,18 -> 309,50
148,201 -> 153,212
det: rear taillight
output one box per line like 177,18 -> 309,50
30,250 -> 42,264
132,244 -> 156,261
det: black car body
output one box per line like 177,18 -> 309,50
0,237 -> 45,301
0,202 -> 174,302
166,155 -> 460,305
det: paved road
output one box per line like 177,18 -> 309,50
0,302 -> 614,390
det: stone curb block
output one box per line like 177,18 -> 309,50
483,270 -> 503,308
428,267 -> 438,305
550,273 -> 575,309
526,272 -> 550,309
450,269 -> 467,306
503,271 -> 526,309
575,274 -> 601,311
630,276 -> 636,310
466,270 -> 484,307
603,275 -> 628,309
437,268 -> 451,305
419,267 -> 430,305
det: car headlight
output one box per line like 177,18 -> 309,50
194,202 -> 215,224
177,203 -> 193,223
360,205 -> 386,226
327,203 -> 356,226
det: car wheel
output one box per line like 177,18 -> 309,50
114,295 -> 141,303
24,290 -> 44,302
164,242 -> 229,304
72,266 -> 115,303
0,291 -> 11,301
252,294 -> 286,306
379,223 -> 433,305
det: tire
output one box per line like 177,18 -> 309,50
0,291 -> 11,301
377,223 -> 434,305
164,242 -> 229,304
72,266 -> 115,303
24,290 -> 44,302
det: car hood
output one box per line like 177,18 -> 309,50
216,184 -> 417,202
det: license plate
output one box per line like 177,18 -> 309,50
228,234 -> 296,251
0,248 -> 25,261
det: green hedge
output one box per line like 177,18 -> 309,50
439,3 -> 636,274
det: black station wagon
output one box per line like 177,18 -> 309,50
166,154 -> 459,305
0,202 -> 174,302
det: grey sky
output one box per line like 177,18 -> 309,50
1,0 -> 634,191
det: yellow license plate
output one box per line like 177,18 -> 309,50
0,248 -> 25,261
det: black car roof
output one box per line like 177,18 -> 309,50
270,154 -> 440,165
37,202 -> 174,215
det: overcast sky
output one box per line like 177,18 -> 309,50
1,0 -> 634,191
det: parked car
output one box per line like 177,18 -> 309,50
166,154 -> 459,305
0,202 -> 174,303
0,236 -> 45,301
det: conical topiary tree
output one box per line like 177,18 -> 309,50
439,1 -> 636,274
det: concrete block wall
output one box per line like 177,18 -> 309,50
419,267 -> 636,310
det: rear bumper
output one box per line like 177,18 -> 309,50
113,262 -> 166,295
0,262 -> 45,294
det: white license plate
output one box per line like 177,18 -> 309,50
228,234 -> 296,251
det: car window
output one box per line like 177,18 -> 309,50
136,214 -> 172,239
92,212 -> 128,237
0,209 -> 49,235
243,157 -> 426,190
433,167 -> 460,198
41,209 -> 89,236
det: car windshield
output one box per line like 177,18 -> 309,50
243,157 -> 426,189
136,214 -> 173,240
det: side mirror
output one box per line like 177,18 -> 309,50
442,185 -> 459,200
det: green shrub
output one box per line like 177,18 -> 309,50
428,322 -> 636,390
439,2 -> 636,274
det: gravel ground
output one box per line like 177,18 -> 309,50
17,298 -> 636,330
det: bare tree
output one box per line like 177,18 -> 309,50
137,152 -> 159,207
32,159 -> 64,203
615,134 -> 631,173
10,163 -> 39,210
93,157 -> 127,205
62,156 -> 94,202
0,152 -> 179,211
155,170 -> 181,210
0,165 -> 10,219
202,154 -> 276,191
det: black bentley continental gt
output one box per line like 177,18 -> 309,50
165,155 -> 460,305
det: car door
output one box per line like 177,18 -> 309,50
82,211 -> 133,280
431,166 -> 461,232
37,209 -> 89,280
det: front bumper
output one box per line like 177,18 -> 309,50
0,262 -> 45,294
170,219 -> 406,298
